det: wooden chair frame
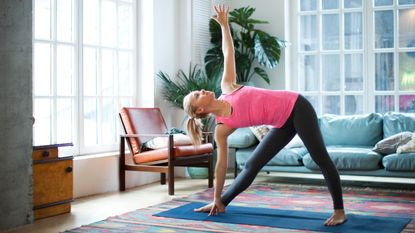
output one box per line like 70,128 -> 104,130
119,116 -> 214,195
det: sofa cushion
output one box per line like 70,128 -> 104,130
303,146 -> 382,170
382,153 -> 415,171
236,146 -> 306,166
372,131 -> 413,155
383,112 -> 415,138
228,127 -> 258,148
320,113 -> 383,146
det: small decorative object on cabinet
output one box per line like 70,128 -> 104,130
32,143 -> 73,220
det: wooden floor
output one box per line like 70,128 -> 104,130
4,172 -> 414,233
4,176 -> 234,233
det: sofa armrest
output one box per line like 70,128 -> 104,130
227,127 -> 258,149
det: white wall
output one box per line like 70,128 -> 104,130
229,0 -> 288,90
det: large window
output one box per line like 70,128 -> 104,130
292,0 -> 415,115
33,0 -> 136,155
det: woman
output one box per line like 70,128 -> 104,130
183,5 -> 347,226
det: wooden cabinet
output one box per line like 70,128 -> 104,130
32,143 -> 73,220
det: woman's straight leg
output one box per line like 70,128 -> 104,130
292,95 -> 344,209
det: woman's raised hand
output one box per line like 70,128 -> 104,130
212,4 -> 229,26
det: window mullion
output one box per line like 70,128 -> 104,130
77,0 -> 83,155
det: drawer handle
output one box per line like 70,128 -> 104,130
42,150 -> 49,157
66,166 -> 73,173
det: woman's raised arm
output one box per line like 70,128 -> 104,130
212,5 -> 238,94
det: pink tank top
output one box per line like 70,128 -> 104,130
216,86 -> 299,128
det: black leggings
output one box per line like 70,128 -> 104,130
221,95 -> 344,210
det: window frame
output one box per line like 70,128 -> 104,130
33,0 -> 137,156
289,0 -> 415,115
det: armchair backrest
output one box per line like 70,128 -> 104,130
119,107 -> 168,154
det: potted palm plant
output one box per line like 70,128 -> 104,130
157,63 -> 220,178
205,6 -> 287,85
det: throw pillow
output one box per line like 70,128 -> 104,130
250,125 -> 270,141
144,134 -> 192,149
397,132 -> 415,154
372,131 -> 413,154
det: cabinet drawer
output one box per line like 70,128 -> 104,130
32,148 -> 59,160
33,159 -> 73,207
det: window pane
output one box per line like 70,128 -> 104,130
300,55 -> 319,91
375,11 -> 394,48
322,14 -> 339,50
300,0 -> 317,11
399,9 -> 415,48
323,96 -> 340,114
399,0 -> 415,5
375,0 -> 393,6
305,96 -> 320,114
101,49 -> 115,96
322,55 -> 340,91
300,15 -> 317,51
376,95 -> 395,113
345,0 -> 362,8
84,98 -> 98,145
57,45 -> 74,96
119,51 -> 133,96
84,47 -> 98,96
57,0 -> 74,42
399,52 -> 415,91
375,53 -> 394,90
83,0 -> 99,45
345,54 -> 363,91
322,0 -> 339,9
34,43 -> 51,96
102,98 -> 116,144
102,0 -> 117,47
34,99 -> 51,145
57,98 -> 74,143
399,95 -> 415,112
118,3 -> 133,49
344,12 -> 363,50
345,95 -> 363,115
34,0 -> 51,39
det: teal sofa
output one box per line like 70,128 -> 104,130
228,112 -> 415,179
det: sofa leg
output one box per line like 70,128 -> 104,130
234,159 -> 238,178
161,173 -> 166,185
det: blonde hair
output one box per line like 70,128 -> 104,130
183,93 -> 209,145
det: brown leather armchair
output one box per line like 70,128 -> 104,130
119,107 -> 214,195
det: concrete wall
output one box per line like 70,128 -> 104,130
0,0 -> 33,231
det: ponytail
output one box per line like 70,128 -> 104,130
183,92 -> 208,145
187,117 -> 204,145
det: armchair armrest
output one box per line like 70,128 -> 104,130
120,133 -> 169,138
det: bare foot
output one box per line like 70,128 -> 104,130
324,209 -> 347,226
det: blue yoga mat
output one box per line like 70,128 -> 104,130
154,202 -> 410,233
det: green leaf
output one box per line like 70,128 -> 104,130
254,30 -> 286,68
209,18 -> 222,45
254,67 -> 270,84
235,51 -> 252,83
204,46 -> 223,80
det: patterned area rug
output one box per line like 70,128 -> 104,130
64,183 -> 415,233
